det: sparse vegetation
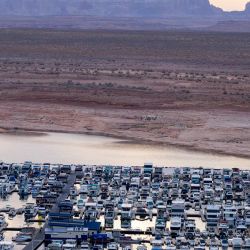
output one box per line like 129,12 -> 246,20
0,29 -> 250,157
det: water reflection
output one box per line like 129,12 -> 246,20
0,193 -> 42,249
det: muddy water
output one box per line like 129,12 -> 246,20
0,132 -> 249,169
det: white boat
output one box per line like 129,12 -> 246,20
166,246 -> 176,250
151,238 -> 164,247
0,206 -> 11,213
97,200 -> 104,210
107,243 -> 119,250
194,246 -> 205,250
47,240 -> 64,250
122,246 -> 132,250
0,241 -> 14,250
0,182 -> 15,196
221,239 -> 229,249
243,238 -> 250,249
119,188 -> 127,197
69,187 -> 78,197
7,209 -> 16,218
170,217 -> 182,237
84,202 -> 98,221
204,205 -> 221,229
171,199 -> 185,219
0,176 -> 8,184
79,185 -> 88,195
146,197 -> 154,209
24,203 -> 38,220
38,207 -> 47,217
77,199 -> 85,209
16,207 -> 24,215
231,238 -> 243,249
31,187 -> 40,198
136,245 -> 147,250
18,185 -> 29,197
62,239 -> 77,250
12,234 -> 32,242
155,217 -> 166,230
184,219 -> 196,239
245,206 -> 250,227
121,204 -> 132,228
80,242 -> 90,250
105,209 -> 115,228
0,184 -> 8,197
223,204 -> 237,227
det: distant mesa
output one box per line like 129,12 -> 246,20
0,0 -> 233,17
245,2 -> 250,13
0,0 -> 249,32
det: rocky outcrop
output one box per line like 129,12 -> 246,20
245,2 -> 250,13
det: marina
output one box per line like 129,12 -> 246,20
0,2 -> 249,249
0,162 -> 249,249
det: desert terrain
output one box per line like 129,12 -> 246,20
0,29 -> 250,158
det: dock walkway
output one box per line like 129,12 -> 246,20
23,172 -> 76,250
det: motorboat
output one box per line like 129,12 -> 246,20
107,243 -> 119,250
80,242 -> 90,250
136,245 -> 147,250
62,239 -> 77,250
77,198 -> 85,209
24,203 -> 38,220
170,217 -> 182,237
12,234 -> 32,242
7,209 -> 16,219
47,240 -> 64,250
221,239 -> 229,249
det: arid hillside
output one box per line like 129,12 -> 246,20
0,29 -> 250,158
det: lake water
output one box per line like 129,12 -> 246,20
0,192 -> 42,250
0,132 -> 249,169
0,131 -> 245,250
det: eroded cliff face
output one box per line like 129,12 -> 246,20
0,0 -> 223,17
245,2 -> 250,12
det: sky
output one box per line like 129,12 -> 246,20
209,0 -> 249,11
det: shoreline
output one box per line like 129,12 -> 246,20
0,29 -> 249,168
1,126 -> 250,162
0,128 -> 47,137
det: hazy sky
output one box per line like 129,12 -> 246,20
210,0 -> 249,11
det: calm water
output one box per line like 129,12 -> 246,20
0,132 -> 249,169
1,193 -> 42,250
